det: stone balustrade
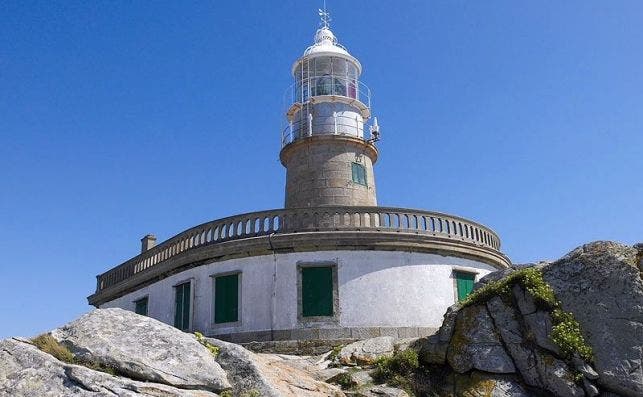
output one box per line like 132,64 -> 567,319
95,206 -> 503,293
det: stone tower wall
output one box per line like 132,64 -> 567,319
280,135 -> 378,208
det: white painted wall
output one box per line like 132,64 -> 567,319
100,250 -> 496,335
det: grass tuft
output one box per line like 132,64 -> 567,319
194,331 -> 220,357
372,349 -> 419,394
31,334 -> 117,375
32,334 -> 74,364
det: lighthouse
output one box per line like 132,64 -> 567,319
280,12 -> 380,208
89,8 -> 510,343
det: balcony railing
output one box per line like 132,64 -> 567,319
95,207 -> 503,293
281,113 -> 369,147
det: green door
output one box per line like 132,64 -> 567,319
455,272 -> 475,302
301,266 -> 334,317
215,274 -> 239,324
174,282 -> 191,331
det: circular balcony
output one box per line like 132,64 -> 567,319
88,206 -> 510,306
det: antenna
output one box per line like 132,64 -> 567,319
318,1 -> 331,28
369,117 -> 381,143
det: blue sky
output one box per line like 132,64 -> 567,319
1,1 -> 641,339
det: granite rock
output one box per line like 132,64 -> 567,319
0,338 -> 219,397
543,241 -> 643,397
335,336 -> 395,366
446,305 -> 516,374
51,308 -> 230,392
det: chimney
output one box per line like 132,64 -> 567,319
140,234 -> 157,253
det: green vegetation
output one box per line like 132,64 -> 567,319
461,267 -> 555,308
219,391 -> 233,397
329,372 -> 357,389
32,334 -> 75,364
551,309 -> 593,361
520,267 -> 557,307
372,349 -> 419,394
194,331 -> 220,357
31,334 -> 117,375
460,267 -> 593,362
328,344 -> 344,362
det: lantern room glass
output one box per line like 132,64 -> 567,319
294,56 -> 359,102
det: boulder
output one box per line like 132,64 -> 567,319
0,338 -> 218,397
485,296 -> 542,387
446,305 -> 516,374
453,371 -> 531,397
532,352 -> 585,397
474,268 -> 517,290
206,337 -> 281,396
523,310 -> 560,354
204,337 -> 345,396
335,336 -> 395,366
50,308 -> 230,392
417,334 -> 449,365
248,353 -> 346,396
542,241 -> 643,397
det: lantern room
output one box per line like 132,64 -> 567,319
281,25 -> 377,147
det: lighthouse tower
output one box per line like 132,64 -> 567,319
280,11 -> 380,208
89,7 -> 511,343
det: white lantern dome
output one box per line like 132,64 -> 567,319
303,27 -> 350,57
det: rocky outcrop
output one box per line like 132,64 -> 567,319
1,240 -> 640,397
542,242 -> 643,396
334,336 -> 396,366
0,309 -> 343,397
207,337 -> 344,397
51,308 -> 230,392
417,241 -> 643,397
0,337 -> 219,397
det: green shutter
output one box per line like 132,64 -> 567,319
302,267 -> 333,317
455,272 -> 475,302
134,297 -> 148,316
351,163 -> 367,186
174,282 -> 191,331
215,274 -> 239,324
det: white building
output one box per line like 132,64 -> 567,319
89,12 -> 510,342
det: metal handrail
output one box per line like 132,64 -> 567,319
95,206 -> 503,292
281,115 -> 368,147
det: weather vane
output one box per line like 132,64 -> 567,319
318,1 -> 331,28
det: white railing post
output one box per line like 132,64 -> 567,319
333,112 -> 338,134
308,113 -> 313,136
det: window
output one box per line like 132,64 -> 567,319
174,282 -> 191,331
455,272 -> 476,302
134,297 -> 148,316
351,162 -> 367,186
315,75 -> 333,96
214,273 -> 239,324
301,266 -> 334,317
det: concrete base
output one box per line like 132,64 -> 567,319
213,326 -> 438,344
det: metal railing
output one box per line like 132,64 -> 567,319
281,113 -> 367,147
95,207 -> 502,292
